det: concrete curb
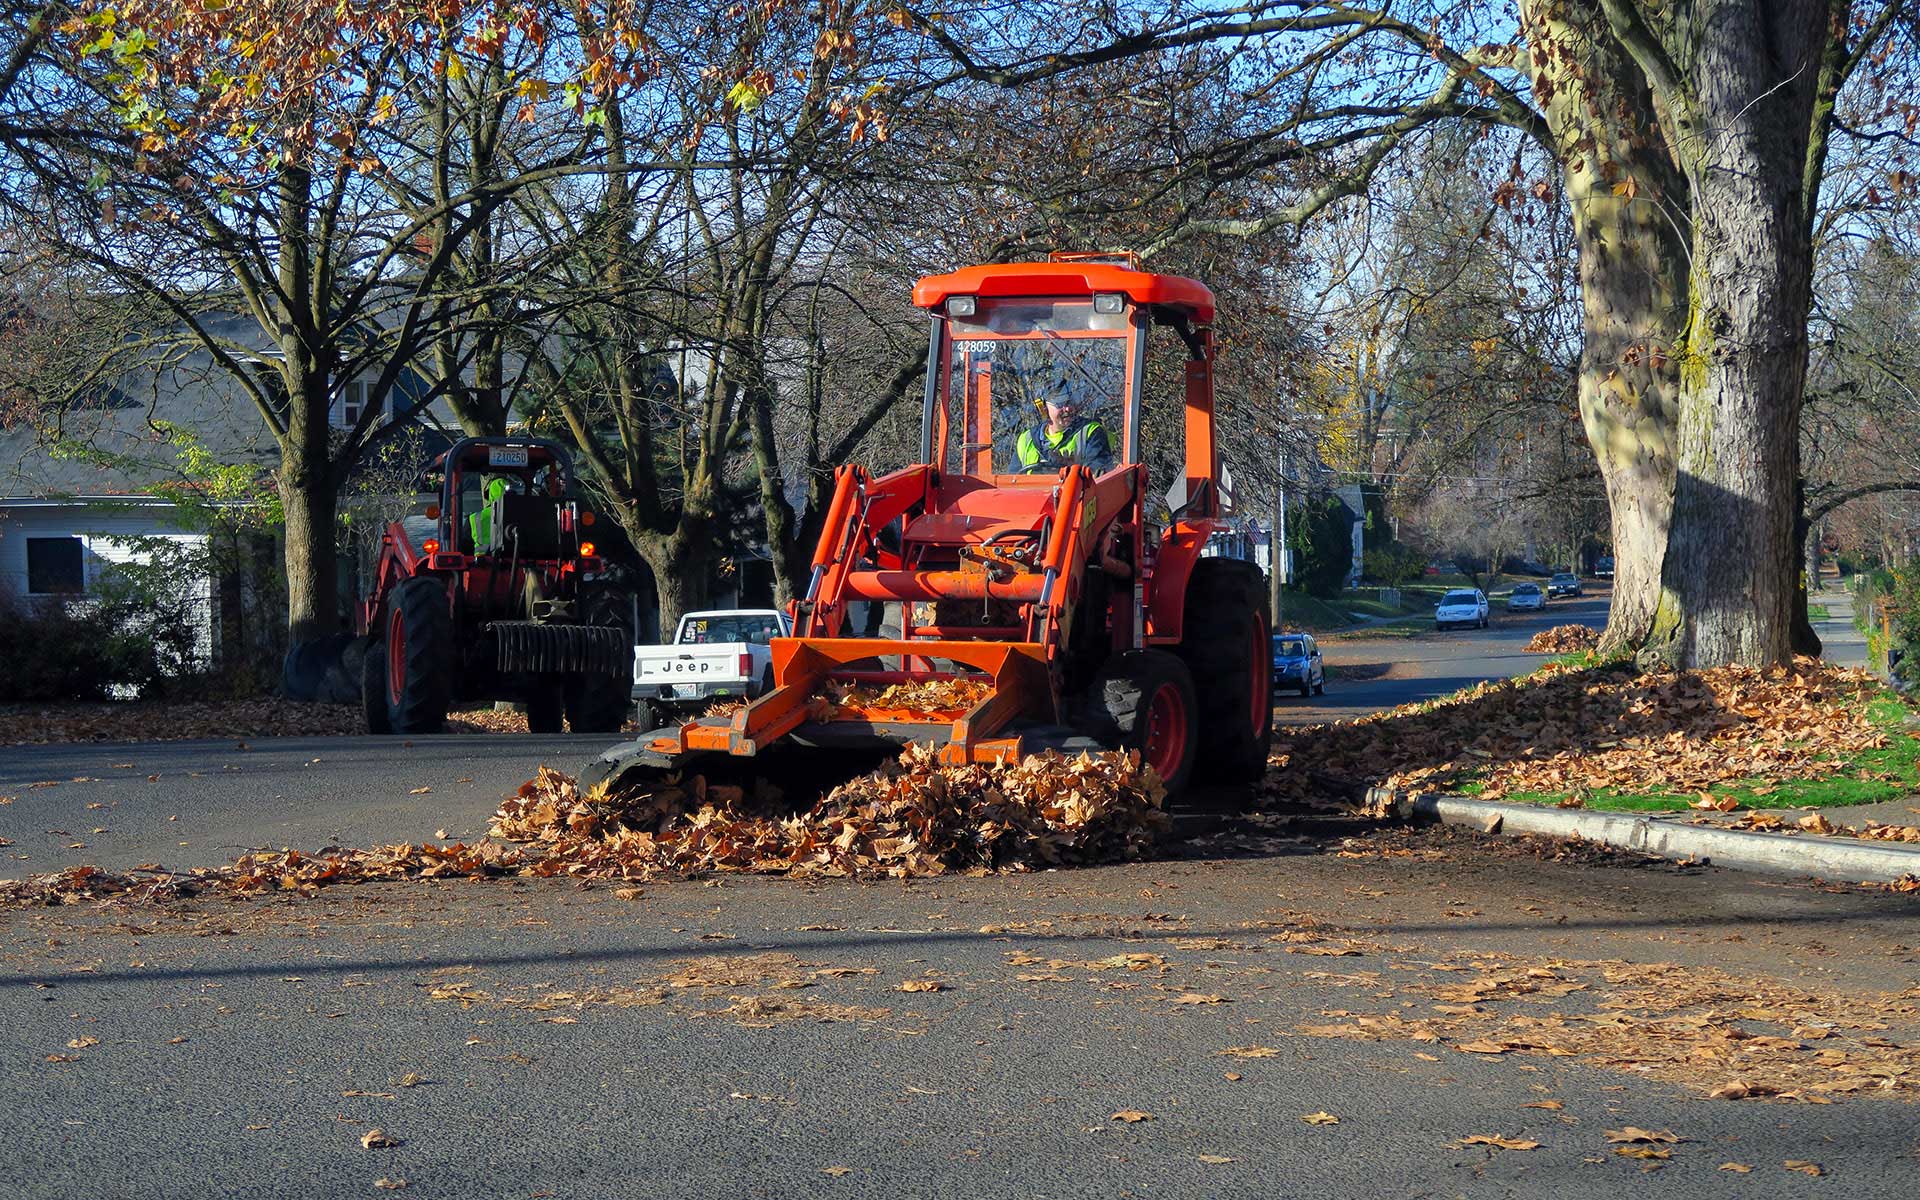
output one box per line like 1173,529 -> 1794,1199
1366,789 -> 1920,884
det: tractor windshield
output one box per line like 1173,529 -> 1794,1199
942,298 -> 1131,475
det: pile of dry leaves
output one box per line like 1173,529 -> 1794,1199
1,746 -> 1168,906
1,700 -> 366,745
490,744 -> 1166,878
1524,624 -> 1600,654
1267,656 -> 1913,805
696,679 -> 993,724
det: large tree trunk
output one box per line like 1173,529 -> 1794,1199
634,528 -> 710,639
1528,2 -> 1688,655
280,460 -> 341,648
1650,2 -> 1826,668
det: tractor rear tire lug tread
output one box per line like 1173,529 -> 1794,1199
1175,559 -> 1274,784
389,577 -> 452,734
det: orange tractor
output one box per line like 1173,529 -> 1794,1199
586,255 -> 1270,798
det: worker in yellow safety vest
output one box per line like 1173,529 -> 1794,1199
467,476 -> 511,550
1015,393 -> 1114,473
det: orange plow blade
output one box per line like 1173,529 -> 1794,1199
581,638 -> 1090,796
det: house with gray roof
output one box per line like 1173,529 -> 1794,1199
0,316 -> 446,681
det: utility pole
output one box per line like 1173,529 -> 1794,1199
1271,448 -> 1288,631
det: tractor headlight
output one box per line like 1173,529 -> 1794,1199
1092,292 -> 1124,314
946,295 -> 976,317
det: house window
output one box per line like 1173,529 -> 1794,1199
334,379 -> 383,429
26,536 -> 85,594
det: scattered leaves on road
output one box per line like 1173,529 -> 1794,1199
1301,1112 -> 1340,1126
1459,1135 -> 1540,1150
1110,1110 -> 1153,1123
359,1129 -> 400,1150
1605,1127 -> 1681,1145
898,980 -> 943,993
1785,1160 -> 1824,1176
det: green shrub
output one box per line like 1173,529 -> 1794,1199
0,590 -> 188,700
1363,542 -> 1424,588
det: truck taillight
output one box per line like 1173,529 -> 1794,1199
738,652 -> 752,676
423,539 -> 440,555
579,541 -> 596,557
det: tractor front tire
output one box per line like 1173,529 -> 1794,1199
1175,559 -> 1274,784
362,637 -> 393,734
564,581 -> 636,733
1088,649 -> 1199,797
526,683 -> 566,734
385,577 -> 452,734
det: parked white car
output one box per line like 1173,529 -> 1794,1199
1435,588 -> 1489,630
631,608 -> 789,728
1507,583 -> 1545,611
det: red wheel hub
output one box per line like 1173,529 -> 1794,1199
386,609 -> 406,708
1145,682 -> 1188,781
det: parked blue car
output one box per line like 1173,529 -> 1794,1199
1272,633 -> 1326,697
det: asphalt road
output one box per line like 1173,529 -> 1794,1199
1275,589 -> 1612,726
4,834 -> 1916,1199
7,588 -> 1920,1199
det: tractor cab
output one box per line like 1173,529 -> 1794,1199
421,437 -> 595,564
914,251 -> 1217,491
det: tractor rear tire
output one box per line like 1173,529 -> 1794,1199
1087,649 -> 1199,797
385,577 -> 452,734
526,683 -> 565,734
564,581 -> 636,733
362,637 -> 393,734
1175,559 -> 1274,784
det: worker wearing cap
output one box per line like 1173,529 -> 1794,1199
1016,393 -> 1114,473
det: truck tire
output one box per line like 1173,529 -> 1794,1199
526,682 -> 565,734
385,577 -> 451,733
1086,649 -> 1198,797
361,636 -> 393,734
636,699 -> 666,732
564,581 -> 635,733
1175,558 -> 1274,784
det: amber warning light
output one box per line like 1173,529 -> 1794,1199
423,539 -> 440,555
580,541 -> 596,557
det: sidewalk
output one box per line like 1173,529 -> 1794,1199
1813,580 -> 1869,669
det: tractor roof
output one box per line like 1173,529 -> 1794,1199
913,260 -> 1214,324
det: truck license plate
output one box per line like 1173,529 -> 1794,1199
487,445 -> 529,467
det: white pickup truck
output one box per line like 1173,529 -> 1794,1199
631,608 -> 790,727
